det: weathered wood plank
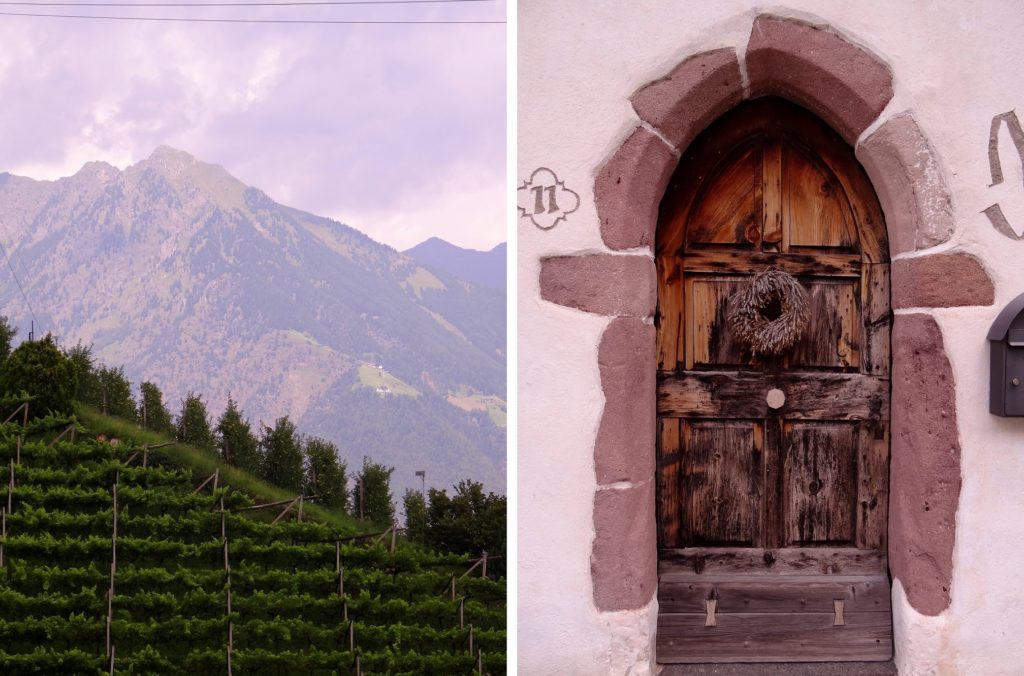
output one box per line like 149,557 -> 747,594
657,418 -> 682,549
679,250 -> 861,276
688,144 -> 763,246
788,280 -> 860,370
856,422 -> 889,551
658,573 -> 891,614
656,256 -> 684,371
762,141 -> 783,250
863,263 -> 891,376
764,416 -> 784,549
783,141 -> 857,250
784,423 -> 858,546
657,611 -> 893,663
658,372 -> 889,420
681,422 -> 762,546
688,277 -> 748,368
659,547 -> 887,577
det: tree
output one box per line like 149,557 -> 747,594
96,365 -> 135,419
0,316 -> 17,364
137,381 -> 174,436
425,480 -> 506,573
403,489 -> 428,544
176,391 -> 215,452
259,416 -> 304,493
357,458 -> 395,526
64,341 -> 100,403
0,334 -> 76,416
303,436 -> 348,510
216,396 -> 259,474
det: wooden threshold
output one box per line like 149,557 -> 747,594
658,551 -> 892,663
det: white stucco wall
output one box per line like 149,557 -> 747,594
517,2 -> 1024,673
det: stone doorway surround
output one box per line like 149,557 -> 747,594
537,11 -> 996,662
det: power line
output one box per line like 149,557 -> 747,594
0,0 -> 494,6
0,10 -> 503,22
0,232 -> 40,334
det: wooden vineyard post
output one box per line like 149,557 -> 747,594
459,597 -> 465,629
336,540 -> 344,597
1,508 -> 6,568
223,507 -> 233,676
107,477 -> 118,660
15,435 -> 20,466
297,495 -> 303,523
476,649 -> 484,674
7,459 -> 13,514
390,522 -> 397,553
355,655 -> 361,676
451,576 -> 456,601
468,623 -> 474,656
348,620 -> 354,651
481,551 -> 488,579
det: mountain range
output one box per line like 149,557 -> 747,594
0,146 -> 506,499
404,237 -> 506,291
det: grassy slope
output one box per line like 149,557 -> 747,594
75,404 -> 365,534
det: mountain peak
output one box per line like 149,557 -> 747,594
146,145 -> 197,170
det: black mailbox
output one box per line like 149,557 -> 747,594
989,292 -> 1024,416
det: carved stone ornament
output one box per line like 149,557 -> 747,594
727,267 -> 810,356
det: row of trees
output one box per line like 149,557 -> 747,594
0,328 -> 397,525
0,324 -> 506,559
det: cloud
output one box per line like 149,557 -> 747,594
0,6 -> 506,250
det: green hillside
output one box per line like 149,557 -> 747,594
0,411 -> 505,674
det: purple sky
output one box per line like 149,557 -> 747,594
0,1 -> 506,251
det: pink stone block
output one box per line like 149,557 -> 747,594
746,15 -> 893,143
595,318 -> 656,485
539,254 -> 656,317
893,253 -> 994,308
595,127 -> 677,251
631,48 -> 744,151
890,313 -> 960,616
591,480 -> 657,611
858,113 -> 955,255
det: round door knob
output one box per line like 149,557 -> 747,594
766,388 -> 786,409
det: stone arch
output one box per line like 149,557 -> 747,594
539,13 -> 997,630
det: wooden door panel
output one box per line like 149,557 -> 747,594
688,143 -> 763,246
863,263 -> 891,377
687,277 -> 748,368
789,279 -> 860,369
681,421 -> 763,546
782,141 -> 857,251
783,423 -> 858,546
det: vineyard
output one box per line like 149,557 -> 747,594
0,413 -> 506,675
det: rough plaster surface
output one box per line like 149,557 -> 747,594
890,313 -> 960,616
745,14 -> 893,143
591,479 -> 658,611
892,253 -> 995,308
595,318 -> 657,485
520,2 -> 1024,673
595,127 -> 677,251
857,113 -> 955,255
539,254 -> 656,317
631,48 -> 745,151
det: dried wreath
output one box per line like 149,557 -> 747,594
727,267 -> 810,356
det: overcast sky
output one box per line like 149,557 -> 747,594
0,1 -> 506,251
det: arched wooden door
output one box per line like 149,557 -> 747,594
654,98 -> 893,663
